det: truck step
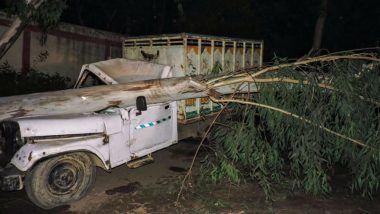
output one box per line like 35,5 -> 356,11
126,154 -> 154,169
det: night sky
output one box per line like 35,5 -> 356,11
60,0 -> 380,60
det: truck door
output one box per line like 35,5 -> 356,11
129,102 -> 177,156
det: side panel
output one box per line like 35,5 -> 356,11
129,102 -> 177,157
17,115 -> 105,138
253,42 -> 263,67
183,44 -> 201,120
235,42 -> 244,70
213,45 -> 223,72
186,45 -> 199,75
123,46 -> 185,77
245,43 -> 253,67
105,112 -> 131,167
123,34 -> 264,123
200,44 -> 213,115
108,131 -> 131,168
200,45 -> 212,74
211,43 -> 224,113
123,44 -> 187,122
224,42 -> 234,72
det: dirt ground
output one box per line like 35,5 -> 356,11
1,139 -> 380,214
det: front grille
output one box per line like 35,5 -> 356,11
0,122 -> 21,168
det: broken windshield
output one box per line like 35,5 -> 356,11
77,71 -> 106,88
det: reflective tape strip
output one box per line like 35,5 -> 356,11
135,116 -> 172,129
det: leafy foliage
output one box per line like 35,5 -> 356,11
205,56 -> 380,198
6,0 -> 67,44
0,62 -> 70,96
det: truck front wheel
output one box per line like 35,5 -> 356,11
25,152 -> 96,209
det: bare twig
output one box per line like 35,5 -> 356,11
251,78 -> 380,106
215,77 -> 333,92
250,55 -> 380,79
174,102 -> 227,205
175,88 -> 242,205
207,54 -> 380,86
251,77 -> 334,90
326,47 -> 380,56
210,76 -> 380,106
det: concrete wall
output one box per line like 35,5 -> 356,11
0,13 -> 125,84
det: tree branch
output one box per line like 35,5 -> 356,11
208,54 -> 380,87
0,0 -> 46,59
209,96 -> 368,148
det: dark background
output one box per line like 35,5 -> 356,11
3,0 -> 380,60
60,0 -> 380,60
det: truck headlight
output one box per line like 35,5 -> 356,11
0,121 -> 23,167
15,130 -> 24,146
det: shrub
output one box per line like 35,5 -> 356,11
0,62 -> 71,96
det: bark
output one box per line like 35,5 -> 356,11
0,73 -> 252,121
310,0 -> 328,56
0,77 -> 211,121
0,18 -> 28,60
0,0 -> 46,60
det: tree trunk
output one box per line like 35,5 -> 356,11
0,0 -> 46,60
0,18 -> 28,59
0,77 -> 208,121
0,74 -> 251,121
310,0 -> 328,56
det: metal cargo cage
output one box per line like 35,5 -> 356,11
123,33 -> 264,123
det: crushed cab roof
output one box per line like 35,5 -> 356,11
77,58 -> 173,86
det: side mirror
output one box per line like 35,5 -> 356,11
136,96 -> 147,116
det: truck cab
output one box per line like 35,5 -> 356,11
0,59 -> 178,209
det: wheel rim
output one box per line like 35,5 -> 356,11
47,161 -> 83,195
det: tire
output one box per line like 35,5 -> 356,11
25,152 -> 96,209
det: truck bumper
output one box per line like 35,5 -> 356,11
0,167 -> 23,191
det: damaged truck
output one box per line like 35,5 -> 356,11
0,33 -> 263,209
0,59 -> 179,209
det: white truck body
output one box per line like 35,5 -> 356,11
11,103 -> 177,172
0,60 -> 180,209
4,58 -> 178,172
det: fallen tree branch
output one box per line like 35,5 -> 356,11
207,54 -> 380,86
250,78 -> 380,106
209,96 -> 368,148
0,76 -> 209,121
253,54 -> 380,78
210,76 -> 335,90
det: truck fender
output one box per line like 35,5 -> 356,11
11,137 -> 111,172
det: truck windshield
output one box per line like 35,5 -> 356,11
78,71 -> 106,88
